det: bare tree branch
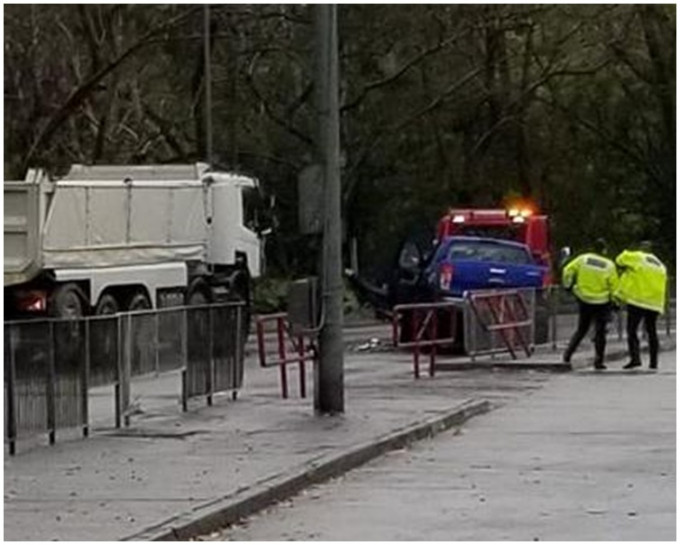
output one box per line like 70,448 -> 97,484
341,29 -> 466,113
22,6 -> 201,171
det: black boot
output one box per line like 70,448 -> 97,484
623,361 -> 641,370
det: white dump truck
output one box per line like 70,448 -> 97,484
4,163 -> 263,319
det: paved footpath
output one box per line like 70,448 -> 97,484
217,350 -> 676,541
3,337 -> 674,541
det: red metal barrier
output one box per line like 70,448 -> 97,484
255,313 -> 316,399
392,302 -> 459,378
466,289 -> 532,359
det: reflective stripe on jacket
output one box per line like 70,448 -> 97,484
562,252 -> 618,305
614,250 -> 667,314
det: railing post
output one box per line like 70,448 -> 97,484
467,294 -> 476,362
155,312 -> 160,375
181,369 -> 188,412
82,319 -> 90,438
233,304 -> 242,400
7,325 -> 17,455
490,295 -> 498,359
47,321 -> 57,445
115,315 -> 122,428
277,317 -> 288,398
181,308 -> 189,412
412,309 -> 420,379
207,306 -> 214,407
551,286 -> 558,351
256,316 -> 266,367
298,335 -> 307,398
429,309 -> 437,377
124,314 -> 132,427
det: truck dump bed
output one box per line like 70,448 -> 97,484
4,164 -> 214,287
4,170 -> 44,286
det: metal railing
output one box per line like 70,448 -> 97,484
541,282 -> 675,350
4,302 -> 245,455
255,313 -> 316,398
392,302 -> 460,378
464,289 -> 535,359
389,283 -> 675,364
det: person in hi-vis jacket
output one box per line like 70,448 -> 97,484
614,241 -> 667,370
562,239 -> 618,370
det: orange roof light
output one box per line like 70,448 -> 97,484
507,201 -> 535,219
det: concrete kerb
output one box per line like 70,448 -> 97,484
123,398 -> 491,541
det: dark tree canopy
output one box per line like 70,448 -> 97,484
4,4 -> 676,276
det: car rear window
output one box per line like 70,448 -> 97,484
447,241 -> 532,265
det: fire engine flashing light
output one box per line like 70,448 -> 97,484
507,207 -> 533,219
452,214 -> 465,223
512,215 -> 526,224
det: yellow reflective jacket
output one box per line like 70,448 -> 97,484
614,250 -> 667,314
562,252 -> 618,305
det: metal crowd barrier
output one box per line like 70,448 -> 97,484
255,313 -> 316,399
391,282 -> 676,365
392,301 -> 460,378
464,289 -> 534,360
4,302 -> 245,455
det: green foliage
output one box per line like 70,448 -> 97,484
252,276 -> 290,314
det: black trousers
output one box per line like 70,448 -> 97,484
626,304 -> 659,367
564,301 -> 609,364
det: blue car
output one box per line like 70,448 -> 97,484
346,233 -> 550,348
425,236 -> 548,298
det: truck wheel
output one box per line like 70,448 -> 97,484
95,293 -> 119,315
185,280 -> 211,370
50,283 -> 85,318
49,284 -> 86,366
127,291 -> 151,311
186,279 -> 212,306
231,273 -> 251,345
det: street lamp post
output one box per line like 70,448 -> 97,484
314,4 -> 344,415
204,4 -> 213,167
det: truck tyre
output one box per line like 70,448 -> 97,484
231,271 -> 251,346
95,293 -> 119,315
186,279 -> 212,306
49,283 -> 86,367
127,291 -> 151,311
185,279 -> 211,371
50,283 -> 85,319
